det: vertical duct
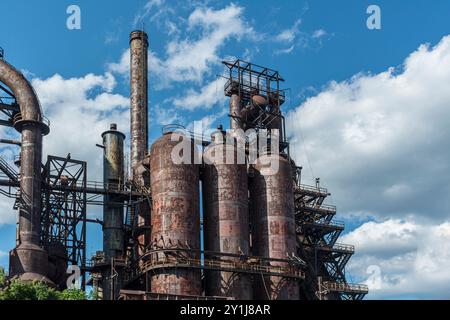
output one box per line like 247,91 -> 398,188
101,123 -> 125,299
0,59 -> 52,284
229,94 -> 241,131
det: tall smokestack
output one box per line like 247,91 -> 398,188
129,30 -> 148,176
129,30 -> 150,258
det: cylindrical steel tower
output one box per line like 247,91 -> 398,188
202,130 -> 252,299
130,30 -> 148,173
101,123 -> 125,300
150,131 -> 201,295
129,30 -> 150,257
102,123 -> 125,259
250,152 -> 299,300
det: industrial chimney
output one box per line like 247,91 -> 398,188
129,30 -> 150,255
129,30 -> 148,175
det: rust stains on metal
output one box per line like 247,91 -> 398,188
0,59 -> 52,284
130,30 -> 148,173
150,132 -> 201,295
250,153 -> 299,300
102,123 -> 125,260
130,30 -> 150,256
202,131 -> 252,299
229,94 -> 242,131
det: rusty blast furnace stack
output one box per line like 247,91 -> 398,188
149,131 -> 201,295
103,42 -> 368,300
202,130 -> 252,299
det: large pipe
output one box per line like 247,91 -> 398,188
229,94 -> 241,131
0,59 -> 51,283
101,123 -> 125,299
129,30 -> 150,257
130,30 -> 148,174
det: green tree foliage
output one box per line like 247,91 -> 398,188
0,267 -> 6,287
0,269 -> 86,301
56,288 -> 87,300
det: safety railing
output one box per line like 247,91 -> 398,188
162,124 -> 212,145
294,183 -> 328,195
301,203 -> 336,214
332,243 -> 355,253
315,243 -> 355,253
12,112 -> 50,129
126,248 -> 305,282
40,177 -> 148,198
322,281 -> 368,294
302,220 -> 345,229
119,290 -> 232,301
224,78 -> 286,102
86,256 -> 127,269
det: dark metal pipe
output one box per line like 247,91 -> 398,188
101,123 -> 125,300
0,138 -> 21,146
0,59 -> 51,284
102,123 -> 125,260
229,94 -> 241,130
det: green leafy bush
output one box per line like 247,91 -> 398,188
0,268 -> 86,300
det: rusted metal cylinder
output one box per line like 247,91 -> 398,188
102,123 -> 125,260
101,124 -> 125,300
250,152 -> 299,300
130,30 -> 148,173
0,59 -> 51,284
202,131 -> 251,299
267,106 -> 283,143
229,94 -> 242,131
150,132 -> 201,295
130,30 -> 150,257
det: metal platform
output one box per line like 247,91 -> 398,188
119,290 -> 233,300
124,248 -> 306,286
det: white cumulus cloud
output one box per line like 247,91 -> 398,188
172,77 -> 226,110
287,35 -> 450,221
286,34 -> 450,299
342,219 -> 450,299
110,4 -> 255,88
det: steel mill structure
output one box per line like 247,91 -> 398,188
0,31 -> 368,300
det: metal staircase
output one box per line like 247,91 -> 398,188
293,166 -> 368,300
0,155 -> 18,182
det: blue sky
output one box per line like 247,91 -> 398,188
1,0 -> 450,299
